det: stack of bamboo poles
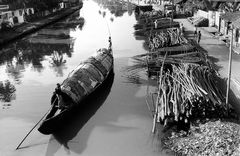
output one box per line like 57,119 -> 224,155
133,50 -> 206,66
147,28 -> 187,51
134,18 -> 180,37
152,64 -> 227,132
125,44 -> 207,78
136,10 -> 162,20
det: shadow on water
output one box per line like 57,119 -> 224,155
45,70 -> 115,156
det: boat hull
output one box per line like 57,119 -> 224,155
38,48 -> 113,135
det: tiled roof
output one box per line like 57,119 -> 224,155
220,11 -> 240,22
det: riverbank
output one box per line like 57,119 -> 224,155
158,18 -> 240,155
176,18 -> 240,113
0,4 -> 82,47
131,4 -> 240,154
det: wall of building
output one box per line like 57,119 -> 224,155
0,8 -> 34,27
196,10 -> 208,19
215,11 -> 221,28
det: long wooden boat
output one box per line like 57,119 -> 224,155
38,41 -> 113,135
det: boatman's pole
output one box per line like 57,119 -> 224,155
16,98 -> 57,150
226,25 -> 234,114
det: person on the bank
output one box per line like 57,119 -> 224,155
154,20 -> 158,29
197,31 -> 201,44
194,27 -> 197,38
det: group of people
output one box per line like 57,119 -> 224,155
179,24 -> 202,44
194,27 -> 201,44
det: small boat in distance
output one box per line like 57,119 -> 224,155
38,37 -> 113,135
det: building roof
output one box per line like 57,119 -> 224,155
220,11 -> 240,22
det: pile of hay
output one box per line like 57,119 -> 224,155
162,120 -> 240,156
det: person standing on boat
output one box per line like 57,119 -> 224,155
55,83 -> 68,109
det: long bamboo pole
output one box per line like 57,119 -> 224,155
16,98 -> 57,150
152,52 -> 168,133
226,27 -> 234,114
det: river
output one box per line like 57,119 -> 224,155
0,0 -> 172,156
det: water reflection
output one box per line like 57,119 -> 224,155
50,51 -> 66,67
49,11 -> 85,30
94,0 -> 134,17
45,70 -> 115,155
0,12 -> 85,81
5,58 -> 25,84
0,80 -> 16,108
0,1 -> 170,155
110,17 -> 114,22
49,51 -> 67,77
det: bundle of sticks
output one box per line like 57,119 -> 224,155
148,28 -> 187,51
153,64 -> 227,130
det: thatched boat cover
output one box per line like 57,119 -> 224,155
60,48 -> 113,104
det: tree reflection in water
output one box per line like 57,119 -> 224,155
5,55 -> 25,84
0,11 -> 85,83
50,50 -> 67,77
50,51 -> 66,67
0,80 -> 16,109
102,11 -> 106,18
110,17 -> 114,22
94,0 -> 130,18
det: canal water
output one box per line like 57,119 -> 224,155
0,0 -> 171,156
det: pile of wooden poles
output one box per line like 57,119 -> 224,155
148,28 -> 187,51
152,64 -> 227,132
133,10 -> 180,37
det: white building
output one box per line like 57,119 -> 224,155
0,5 -> 34,28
